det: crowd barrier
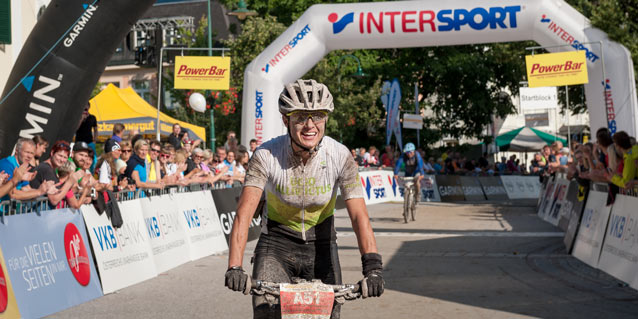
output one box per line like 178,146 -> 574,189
0,183 -> 258,318
536,176 -> 638,290
357,171 -> 541,205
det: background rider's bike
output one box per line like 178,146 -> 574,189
247,277 -> 362,319
402,176 -> 417,223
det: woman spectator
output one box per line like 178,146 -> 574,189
57,161 -> 93,209
124,140 -> 163,189
607,131 -> 638,189
32,135 -> 48,166
117,140 -> 132,176
234,150 -> 249,184
96,139 -> 127,192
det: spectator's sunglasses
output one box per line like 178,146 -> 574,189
51,141 -> 71,153
160,153 -> 170,159
121,149 -> 132,154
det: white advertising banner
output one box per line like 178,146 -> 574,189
139,195 -> 191,274
500,176 -> 541,199
519,86 -> 558,111
80,201 -> 157,294
544,178 -> 570,226
571,191 -> 612,269
538,181 -> 556,219
174,191 -> 228,260
359,170 -> 400,205
598,195 -> 638,289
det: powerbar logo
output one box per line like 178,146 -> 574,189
255,90 -> 264,144
604,79 -> 617,133
64,4 -> 98,47
262,24 -> 311,73
540,14 -> 599,63
329,6 -> 521,34
19,74 -> 63,139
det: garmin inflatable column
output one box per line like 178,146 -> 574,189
0,0 -> 155,157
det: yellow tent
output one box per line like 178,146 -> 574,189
89,84 -> 206,142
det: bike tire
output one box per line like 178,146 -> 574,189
403,188 -> 410,224
411,188 -> 417,221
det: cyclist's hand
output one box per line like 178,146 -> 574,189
361,253 -> 384,298
225,266 -> 248,293
362,270 -> 384,298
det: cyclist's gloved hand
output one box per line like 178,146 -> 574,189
225,266 -> 248,293
361,253 -> 384,298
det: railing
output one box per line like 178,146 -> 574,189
0,181 -> 236,216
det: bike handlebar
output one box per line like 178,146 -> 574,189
247,277 -> 362,300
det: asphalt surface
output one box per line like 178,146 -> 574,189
53,200 -> 638,318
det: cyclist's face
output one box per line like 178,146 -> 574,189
285,111 -> 327,150
406,151 -> 415,158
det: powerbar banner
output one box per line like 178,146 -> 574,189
525,51 -> 588,88
0,209 -> 103,318
211,187 -> 262,245
174,56 -> 231,90
0,0 -> 156,158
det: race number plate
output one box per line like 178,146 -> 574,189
279,281 -> 335,319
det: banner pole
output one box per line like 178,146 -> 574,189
566,85 -> 571,151
156,47 -> 164,141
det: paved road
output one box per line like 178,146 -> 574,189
54,200 -> 638,318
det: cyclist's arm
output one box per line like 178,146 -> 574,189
345,198 -> 378,255
228,186 -> 263,268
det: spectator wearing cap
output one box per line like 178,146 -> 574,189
124,139 -> 163,189
0,138 -> 55,201
70,141 -> 91,172
30,141 -> 89,207
96,139 -> 127,192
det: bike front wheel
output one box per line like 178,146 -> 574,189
403,188 -> 411,224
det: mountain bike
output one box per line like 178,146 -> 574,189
246,277 -> 362,319
402,176 -> 417,223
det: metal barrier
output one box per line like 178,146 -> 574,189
0,182 -> 241,216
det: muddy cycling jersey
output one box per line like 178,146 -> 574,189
244,135 -> 363,241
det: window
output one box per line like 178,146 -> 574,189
132,80 -> 151,103
0,0 -> 11,44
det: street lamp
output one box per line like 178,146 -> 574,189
336,54 -> 366,89
227,0 -> 257,20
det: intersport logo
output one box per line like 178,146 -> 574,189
329,5 -> 521,34
64,223 -> 91,286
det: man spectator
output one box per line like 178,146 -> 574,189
248,139 -> 258,158
478,152 -> 489,170
506,155 -> 519,173
355,148 -> 367,167
70,141 -> 91,173
32,135 -> 49,166
0,138 -> 53,201
75,102 -> 98,168
111,123 -> 125,143
168,123 -> 182,150
223,131 -> 236,151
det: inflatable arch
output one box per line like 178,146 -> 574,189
241,0 -> 638,147
0,0 -> 156,157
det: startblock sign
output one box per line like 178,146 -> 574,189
525,51 -> 588,88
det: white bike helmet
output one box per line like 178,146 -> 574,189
278,79 -> 334,115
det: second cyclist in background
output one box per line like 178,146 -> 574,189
394,143 -> 425,204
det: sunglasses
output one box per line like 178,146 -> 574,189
121,149 -> 132,153
287,111 -> 328,126
151,148 -> 161,153
193,155 -> 203,159
160,154 -> 170,159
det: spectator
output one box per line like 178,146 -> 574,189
147,140 -> 162,183
424,157 -> 435,174
168,123 -> 182,150
530,153 -> 544,174
110,123 -> 125,144
366,146 -> 381,168
248,139 -> 258,158
30,141 -> 87,207
478,152 -> 489,170
117,140 -> 132,176
497,157 -> 507,173
380,145 -> 394,168
124,140 -> 163,189
71,141 -> 91,172
355,148 -> 367,167
433,158 -> 444,174
96,139 -> 126,192
55,160 -> 93,209
506,155 -> 518,173
226,136 -> 239,155
607,131 -> 638,189
75,102 -> 98,170
0,138 -> 54,201
158,146 -> 177,182
0,162 -> 35,200
32,135 -> 49,166
224,131 -> 237,151
350,148 -> 357,159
